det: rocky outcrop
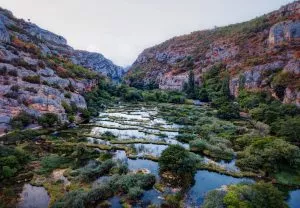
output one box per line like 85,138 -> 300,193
71,50 -> 126,81
0,6 -> 124,133
127,1 -> 300,106
24,23 -> 67,45
269,20 -> 300,45
0,19 -> 10,42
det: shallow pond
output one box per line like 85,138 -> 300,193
185,170 -> 253,207
17,184 -> 50,208
132,143 -> 168,157
90,106 -> 182,144
203,156 -> 240,172
288,189 -> 300,208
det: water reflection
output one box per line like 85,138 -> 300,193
185,170 -> 253,207
288,189 -> 300,208
17,184 -> 50,208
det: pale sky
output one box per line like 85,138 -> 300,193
0,0 -> 294,66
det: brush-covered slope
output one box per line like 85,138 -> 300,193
0,7 -> 123,133
126,1 -> 300,105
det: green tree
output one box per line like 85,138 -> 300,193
159,145 -> 200,187
38,113 -> 60,128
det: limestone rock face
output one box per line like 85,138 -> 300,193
24,23 -> 67,45
0,6 -> 123,133
127,1 -> 300,106
71,50 -> 126,81
159,72 -> 188,90
268,20 -> 300,45
0,19 -> 10,42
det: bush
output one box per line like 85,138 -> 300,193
68,115 -> 75,123
189,139 -> 207,152
2,166 -> 17,178
128,187 -> 143,200
236,137 -> 300,174
22,75 -> 40,84
39,154 -> 71,174
176,134 -> 196,143
271,116 -> 300,143
0,129 -> 47,144
76,159 -> 116,182
0,66 -> 7,75
168,95 -> 185,104
109,173 -> 156,194
272,71 -> 295,100
203,190 -> 226,208
159,145 -> 200,186
38,113 -> 60,128
124,90 -> 143,102
0,146 -> 29,180
10,111 -> 33,129
216,102 -> 240,120
10,85 -> 19,92
78,108 -> 90,120
4,91 -> 18,99
25,87 -> 38,93
223,183 -> 287,208
64,92 -> 71,99
52,190 -> 87,208
8,70 -> 18,77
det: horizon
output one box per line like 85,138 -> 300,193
1,0 -> 294,67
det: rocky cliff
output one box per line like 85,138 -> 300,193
0,7 -> 123,133
126,1 -> 300,106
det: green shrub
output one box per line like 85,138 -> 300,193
216,102 -> 240,120
159,145 -> 200,186
124,90 -> 143,102
168,95 -> 185,104
39,154 -> 71,174
0,66 -> 7,75
10,111 -> 33,129
176,134 -> 196,143
25,87 -> 38,93
222,183 -> 287,208
2,166 -> 17,178
78,108 -> 91,120
52,190 -> 87,208
22,75 -> 40,84
4,91 -> 18,99
109,173 -> 156,193
38,113 -> 60,128
76,159 -> 116,182
0,146 -> 29,180
236,137 -> 300,174
203,190 -> 226,208
189,139 -> 207,152
8,70 -> 18,77
272,71 -> 295,100
271,116 -> 300,143
0,129 -> 47,144
128,187 -> 143,200
10,85 -> 19,92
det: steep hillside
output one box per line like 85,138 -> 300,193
0,7 -> 123,133
126,1 -> 300,106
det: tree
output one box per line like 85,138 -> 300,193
184,70 -> 196,98
271,116 -> 300,143
10,111 -> 33,129
38,113 -> 60,128
159,145 -> 199,187
236,138 -> 300,174
222,183 -> 287,208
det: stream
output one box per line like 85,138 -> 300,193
17,104 -> 300,208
